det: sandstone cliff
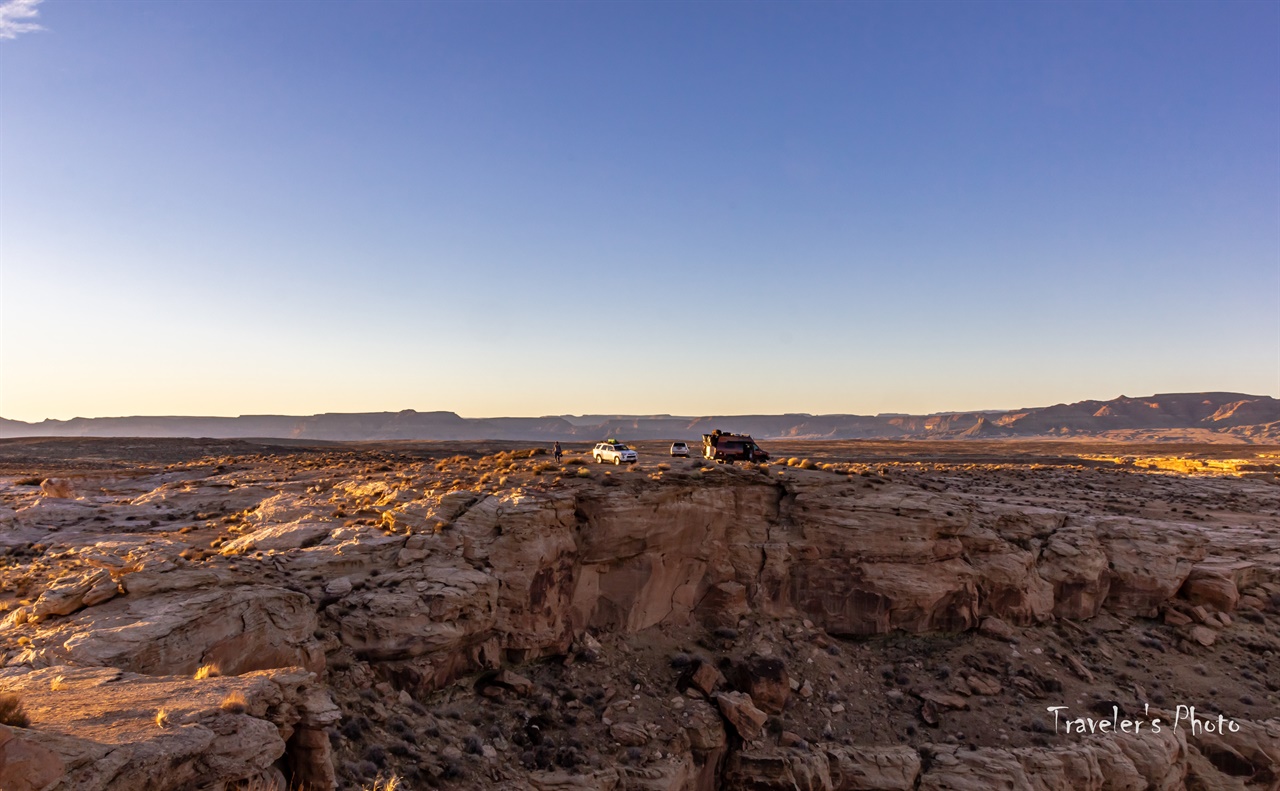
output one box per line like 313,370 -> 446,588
0,442 -> 1276,790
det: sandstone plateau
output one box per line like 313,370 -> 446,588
0,437 -> 1277,790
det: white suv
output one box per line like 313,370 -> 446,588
593,441 -> 638,465
670,442 -> 689,457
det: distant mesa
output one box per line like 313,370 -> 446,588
1,392 -> 1277,443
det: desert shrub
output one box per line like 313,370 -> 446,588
15,477 -> 41,486
194,664 -> 221,680
786,457 -> 801,467
0,694 -> 29,727
532,462 -> 556,474
155,708 -> 171,728
656,463 -> 670,471
576,467 -> 591,478
364,744 -> 388,767
563,457 -> 586,466
220,691 -> 248,714
340,716 -> 367,740
798,459 -> 816,470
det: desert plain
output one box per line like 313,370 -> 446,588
0,436 -> 1277,790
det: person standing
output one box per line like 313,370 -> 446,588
553,441 -> 563,463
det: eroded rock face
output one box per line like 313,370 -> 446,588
571,482 -> 778,633
916,728 -> 1190,791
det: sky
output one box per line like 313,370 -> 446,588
1,0 -> 1277,421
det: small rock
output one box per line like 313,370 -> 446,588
919,690 -> 970,710
609,722 -> 649,746
325,577 -> 353,596
966,674 -> 1002,696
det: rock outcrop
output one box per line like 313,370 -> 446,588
1,443 -> 1277,790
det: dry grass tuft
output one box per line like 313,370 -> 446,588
50,675 -> 67,691
155,708 -> 171,728
0,693 -> 29,727
194,663 -> 221,680
220,690 -> 249,714
576,467 -> 592,478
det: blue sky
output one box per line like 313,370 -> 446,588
1,0 -> 1276,421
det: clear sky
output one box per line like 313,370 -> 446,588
1,0 -> 1277,421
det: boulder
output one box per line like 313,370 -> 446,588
0,724 -> 65,791
978,616 -> 1016,642
715,692 -> 768,741
689,661 -> 725,697
1180,560 -> 1255,613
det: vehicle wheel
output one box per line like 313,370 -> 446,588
614,457 -> 620,465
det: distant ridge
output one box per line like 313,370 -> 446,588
2,393 -> 1278,443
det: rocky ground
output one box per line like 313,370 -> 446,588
0,437 -> 1277,791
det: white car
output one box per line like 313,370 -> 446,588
593,441 -> 638,465
670,442 -> 689,457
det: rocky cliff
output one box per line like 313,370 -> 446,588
0,441 -> 1277,789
